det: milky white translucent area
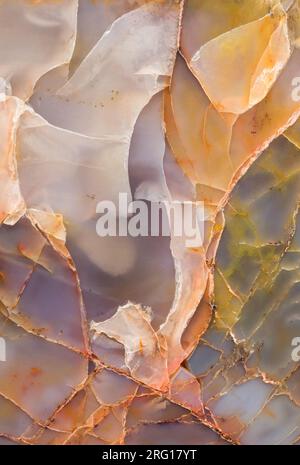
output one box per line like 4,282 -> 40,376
89,72 -> 210,378
70,0 -> 148,73
56,93 -> 176,336
33,0 -> 147,94
26,1 -> 181,281
130,92 -> 169,202
17,110 -> 131,223
16,109 -> 138,276
0,96 -> 25,224
91,303 -> 169,390
30,1 -> 180,138
0,0 -> 78,100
